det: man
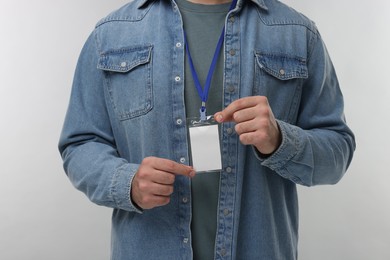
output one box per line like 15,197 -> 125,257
59,0 -> 355,259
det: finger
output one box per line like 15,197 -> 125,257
238,132 -> 255,146
230,107 -> 258,123
149,157 -> 195,177
136,179 -> 173,196
150,170 -> 176,185
136,194 -> 171,210
235,120 -> 259,135
214,96 -> 265,123
150,183 -> 174,197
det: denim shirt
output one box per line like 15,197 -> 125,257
58,0 -> 355,259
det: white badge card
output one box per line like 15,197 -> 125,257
188,117 -> 222,173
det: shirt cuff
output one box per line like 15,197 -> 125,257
110,163 -> 143,214
253,120 -> 302,172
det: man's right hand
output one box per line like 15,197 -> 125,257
131,157 -> 195,210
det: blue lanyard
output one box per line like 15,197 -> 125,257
184,0 -> 238,121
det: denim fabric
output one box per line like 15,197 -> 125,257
58,0 -> 355,259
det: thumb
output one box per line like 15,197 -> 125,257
214,109 -> 234,123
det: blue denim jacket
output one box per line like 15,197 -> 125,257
59,0 -> 355,259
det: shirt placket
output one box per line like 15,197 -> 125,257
171,2 -> 193,259
214,10 -> 240,260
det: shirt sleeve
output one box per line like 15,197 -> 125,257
256,28 -> 356,186
58,31 -> 142,213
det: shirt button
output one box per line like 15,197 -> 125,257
180,157 -> 186,164
182,197 -> 188,203
176,42 -> 182,48
183,238 -> 189,243
120,62 -> 127,68
229,49 -> 236,56
221,248 -> 227,256
279,69 -> 285,75
229,16 -> 235,23
175,76 -> 181,82
176,118 -> 183,125
223,208 -> 230,216
226,167 -> 232,173
228,85 -> 235,93
226,128 -> 233,135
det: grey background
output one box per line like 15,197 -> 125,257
0,0 -> 388,259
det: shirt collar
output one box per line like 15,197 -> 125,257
250,0 -> 268,10
137,0 -> 268,10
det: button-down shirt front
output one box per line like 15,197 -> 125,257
59,0 -> 355,259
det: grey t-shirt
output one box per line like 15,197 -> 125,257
176,0 -> 231,259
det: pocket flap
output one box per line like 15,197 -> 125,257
255,52 -> 308,80
98,45 -> 152,73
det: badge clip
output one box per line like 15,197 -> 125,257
200,102 -> 207,121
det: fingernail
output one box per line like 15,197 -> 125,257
216,114 -> 223,122
189,170 -> 196,177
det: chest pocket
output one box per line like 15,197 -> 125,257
254,52 -> 308,123
98,45 -> 153,121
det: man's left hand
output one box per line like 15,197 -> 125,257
214,96 -> 281,155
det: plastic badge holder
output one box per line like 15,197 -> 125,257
188,116 -> 222,173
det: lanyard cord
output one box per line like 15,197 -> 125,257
183,0 -> 238,120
